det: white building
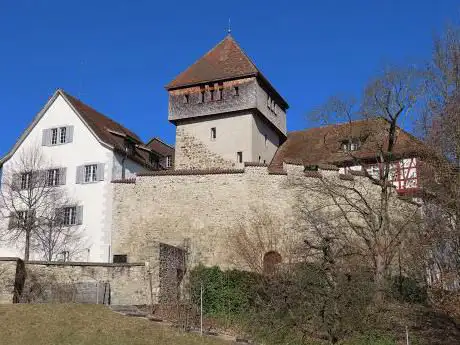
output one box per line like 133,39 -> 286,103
0,89 -> 170,262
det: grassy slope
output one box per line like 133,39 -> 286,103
0,304 -> 232,345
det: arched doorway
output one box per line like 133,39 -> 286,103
263,251 -> 282,275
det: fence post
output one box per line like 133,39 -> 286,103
200,282 -> 203,336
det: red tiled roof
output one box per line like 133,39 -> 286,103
269,118 -> 427,172
166,35 -> 259,90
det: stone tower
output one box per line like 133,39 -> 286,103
166,35 -> 289,169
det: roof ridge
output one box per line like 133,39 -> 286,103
166,35 -> 259,89
146,137 -> 174,149
59,89 -> 144,144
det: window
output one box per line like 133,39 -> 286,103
63,206 -> 77,226
44,126 -> 73,146
341,139 -> 361,152
218,82 -> 224,100
51,128 -> 58,145
210,127 -> 216,141
184,94 -> 189,104
17,211 -> 29,226
113,254 -> 128,263
258,155 -> 261,162
149,153 -> 159,168
200,86 -> 205,103
59,127 -> 67,144
84,164 -> 98,183
47,169 -> 60,187
21,172 -> 31,190
234,86 -> 239,96
237,151 -> 243,163
77,164 -> 103,184
166,156 -> 172,168
210,88 -> 215,101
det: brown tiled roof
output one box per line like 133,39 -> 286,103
146,137 -> 174,157
166,35 -> 288,108
270,118 -> 426,172
61,90 -> 155,170
166,35 -> 258,89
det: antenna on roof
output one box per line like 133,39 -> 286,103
227,18 -> 231,35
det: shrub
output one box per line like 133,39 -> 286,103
390,275 -> 427,304
189,265 -> 259,317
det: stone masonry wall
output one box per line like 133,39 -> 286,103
174,127 -> 237,170
112,165 -> 299,270
112,164 -> 418,273
0,258 -> 24,304
25,261 -> 151,305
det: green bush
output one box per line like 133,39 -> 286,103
189,265 -> 260,317
390,275 -> 427,304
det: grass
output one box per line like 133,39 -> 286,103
0,304 -> 233,345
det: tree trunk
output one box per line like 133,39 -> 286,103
375,253 -> 386,303
24,230 -> 31,261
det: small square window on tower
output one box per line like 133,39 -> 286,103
234,86 -> 239,97
210,127 -> 216,141
237,151 -> 243,163
200,86 -> 205,103
218,82 -> 224,100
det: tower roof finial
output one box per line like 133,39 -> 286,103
228,18 -> 231,35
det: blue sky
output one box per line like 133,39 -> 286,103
1,1 -> 459,156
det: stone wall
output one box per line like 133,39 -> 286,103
112,165 -> 301,270
25,261 -> 150,305
0,257 -> 24,304
158,243 -> 186,304
112,164 -> 419,272
174,126 -> 237,170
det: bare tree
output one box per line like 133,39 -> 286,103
418,25 -> 460,289
0,146 -> 82,261
303,66 -> 425,301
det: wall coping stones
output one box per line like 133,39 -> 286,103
304,171 -> 323,178
0,257 -> 22,262
244,162 -> 269,167
26,261 -> 145,267
112,178 -> 137,184
137,168 -> 245,176
339,174 -> 354,181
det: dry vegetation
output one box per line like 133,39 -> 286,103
0,304 -> 232,345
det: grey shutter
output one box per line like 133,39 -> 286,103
97,163 -> 105,181
55,208 -> 63,225
42,129 -> 50,146
76,206 -> 83,225
76,166 -> 83,184
66,126 -> 74,143
8,212 -> 16,229
59,168 -> 67,185
11,173 -> 20,191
